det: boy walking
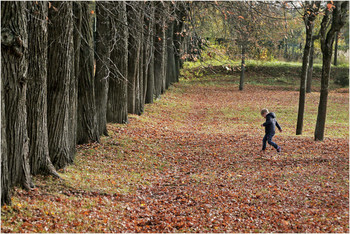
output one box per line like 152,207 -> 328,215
261,108 -> 282,152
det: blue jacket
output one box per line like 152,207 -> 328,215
263,112 -> 281,134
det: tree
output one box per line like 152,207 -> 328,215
166,19 -> 176,88
1,66 -> 10,205
26,1 -> 59,176
69,2 -> 82,159
127,2 -> 141,114
314,1 -> 348,141
145,2 -> 156,104
95,2 -> 111,136
296,2 -> 319,135
333,31 -> 339,66
173,3 -> 187,83
47,1 -> 74,169
154,2 -> 166,99
77,2 -> 100,144
306,35 -> 316,93
1,1 -> 32,189
107,1 -> 128,124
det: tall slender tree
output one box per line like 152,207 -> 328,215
296,2 -> 319,135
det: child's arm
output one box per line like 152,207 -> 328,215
276,121 -> 282,132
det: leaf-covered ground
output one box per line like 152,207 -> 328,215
2,74 -> 349,233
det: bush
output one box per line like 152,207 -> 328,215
334,69 -> 349,87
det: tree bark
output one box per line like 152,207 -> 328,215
95,2 -> 111,136
333,31 -> 338,66
47,2 -> 74,169
107,1 -> 128,124
315,1 -> 348,141
296,10 -> 315,135
173,5 -> 186,83
239,45 -> 245,91
26,1 -> 59,177
306,38 -> 315,93
145,3 -> 155,104
69,2 -> 82,160
1,65 -> 10,205
154,2 -> 165,99
1,1 -> 32,189
77,1 -> 100,144
161,18 -> 168,94
127,2 -> 141,114
166,20 -> 176,88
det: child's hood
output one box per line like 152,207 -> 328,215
267,112 -> 276,118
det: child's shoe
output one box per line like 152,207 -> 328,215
277,147 -> 281,153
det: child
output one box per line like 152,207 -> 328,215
260,108 -> 282,152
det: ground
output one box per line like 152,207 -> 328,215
1,72 -> 349,232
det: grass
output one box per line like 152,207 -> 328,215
1,67 -> 349,233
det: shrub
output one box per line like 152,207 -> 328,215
334,69 -> 349,87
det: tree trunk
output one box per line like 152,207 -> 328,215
47,2 -> 74,169
107,1 -> 128,124
154,2 -> 165,99
139,8 -> 145,114
1,66 -> 10,205
136,3 -> 145,115
95,2 -> 111,136
166,21 -> 176,88
296,14 -> 314,135
239,45 -> 245,91
306,38 -> 315,93
2,1 -> 32,190
161,18 -> 168,94
315,54 -> 332,141
69,2 -> 82,160
127,2 -> 141,115
26,1 -> 59,177
173,6 -> 185,83
333,31 -> 338,66
77,2 -> 100,144
145,3 -> 155,104
315,1 -> 348,141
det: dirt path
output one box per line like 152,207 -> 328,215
2,77 -> 349,232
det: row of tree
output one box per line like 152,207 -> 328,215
1,1 -> 188,205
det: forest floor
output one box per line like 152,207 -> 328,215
2,73 -> 349,232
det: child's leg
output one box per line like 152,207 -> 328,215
267,134 -> 279,149
262,134 -> 267,150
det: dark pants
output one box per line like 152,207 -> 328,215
262,133 -> 279,150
